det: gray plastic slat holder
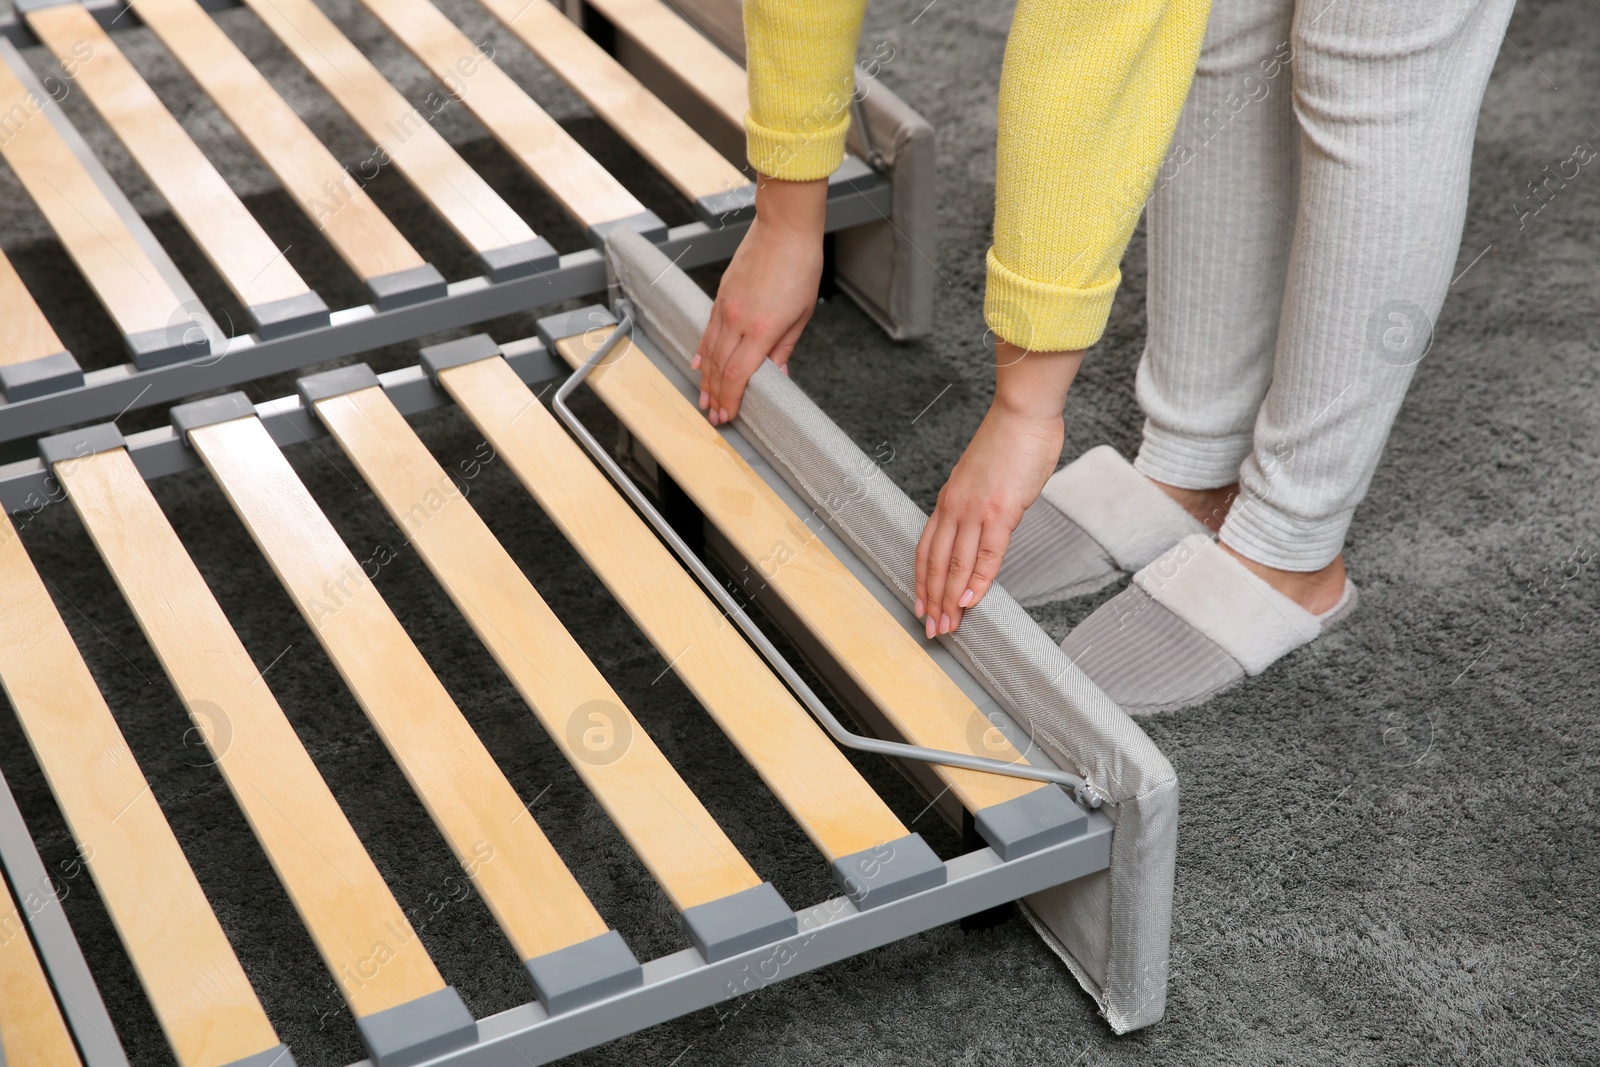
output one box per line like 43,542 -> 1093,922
0,351 -> 83,402
248,292 -> 331,340
478,238 -> 560,282
971,786 -> 1089,862
694,183 -> 757,227
679,882 -> 797,963
296,363 -> 381,407
585,211 -> 669,246
366,265 -> 448,311
534,306 -> 616,351
830,833 -> 946,910
353,986 -> 476,1067
124,325 -> 209,370
419,334 -> 501,384
37,422 -> 125,468
170,392 -> 257,443
524,930 -> 644,1015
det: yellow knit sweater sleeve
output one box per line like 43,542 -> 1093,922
987,0 -> 1210,351
743,0 -> 868,181
743,0 -> 1211,352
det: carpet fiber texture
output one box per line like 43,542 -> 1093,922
0,0 -> 1595,1064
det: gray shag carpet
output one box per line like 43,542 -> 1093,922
1,0 -> 1596,1064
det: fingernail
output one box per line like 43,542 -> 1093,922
698,390 -> 709,410
719,408 -> 730,424
924,616 -> 936,639
959,589 -> 974,608
690,354 -> 702,369
913,597 -> 924,617
708,409 -> 719,426
781,364 -> 790,376
940,613 -> 951,634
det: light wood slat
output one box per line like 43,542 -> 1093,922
129,0 -> 425,282
313,385 -> 763,909
584,0 -> 746,129
237,0 -> 536,256
187,415 -> 609,961
0,63 -> 187,338
475,0 -> 746,202
0,509 -> 281,1067
440,355 -> 909,863
55,448 -> 444,1019
27,3 -> 314,310
553,330 -> 1047,816
353,0 -> 645,228
0,879 -> 81,1067
0,246 -> 64,367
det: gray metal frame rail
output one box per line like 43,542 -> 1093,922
0,169 -> 887,445
0,765 -> 132,1067
0,325 -> 1111,1066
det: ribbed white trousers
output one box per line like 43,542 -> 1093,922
1132,0 -> 1518,570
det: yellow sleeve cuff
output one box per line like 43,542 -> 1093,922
745,111 -> 850,182
983,248 -> 1120,352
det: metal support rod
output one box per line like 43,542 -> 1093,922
553,315 -> 1096,797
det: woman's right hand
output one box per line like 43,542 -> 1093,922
694,175 -> 828,425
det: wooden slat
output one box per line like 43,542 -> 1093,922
475,0 -> 747,202
440,355 -> 909,863
553,329 -> 1048,816
55,447 -> 444,1019
237,0 -> 537,257
312,384 -> 763,909
129,0 -> 425,282
0,509 -> 281,1067
187,414 -> 609,961
584,0 -> 747,128
27,3 -> 314,310
0,62 -> 187,339
0,246 -> 64,368
353,0 -> 646,229
0,879 -> 81,1067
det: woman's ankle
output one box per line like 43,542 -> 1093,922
1148,479 -> 1238,533
1219,543 -> 1348,615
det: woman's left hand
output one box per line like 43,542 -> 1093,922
914,342 -> 1084,636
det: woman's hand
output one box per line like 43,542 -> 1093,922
915,342 -> 1085,636
693,175 -> 828,425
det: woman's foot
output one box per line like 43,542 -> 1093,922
1146,478 -> 1346,613
1059,534 -> 1358,714
1148,478 -> 1238,533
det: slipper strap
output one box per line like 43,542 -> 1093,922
1132,535 -> 1322,676
1039,446 -> 1205,571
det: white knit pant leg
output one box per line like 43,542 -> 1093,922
1133,0 -> 1299,491
1220,0 -> 1517,570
